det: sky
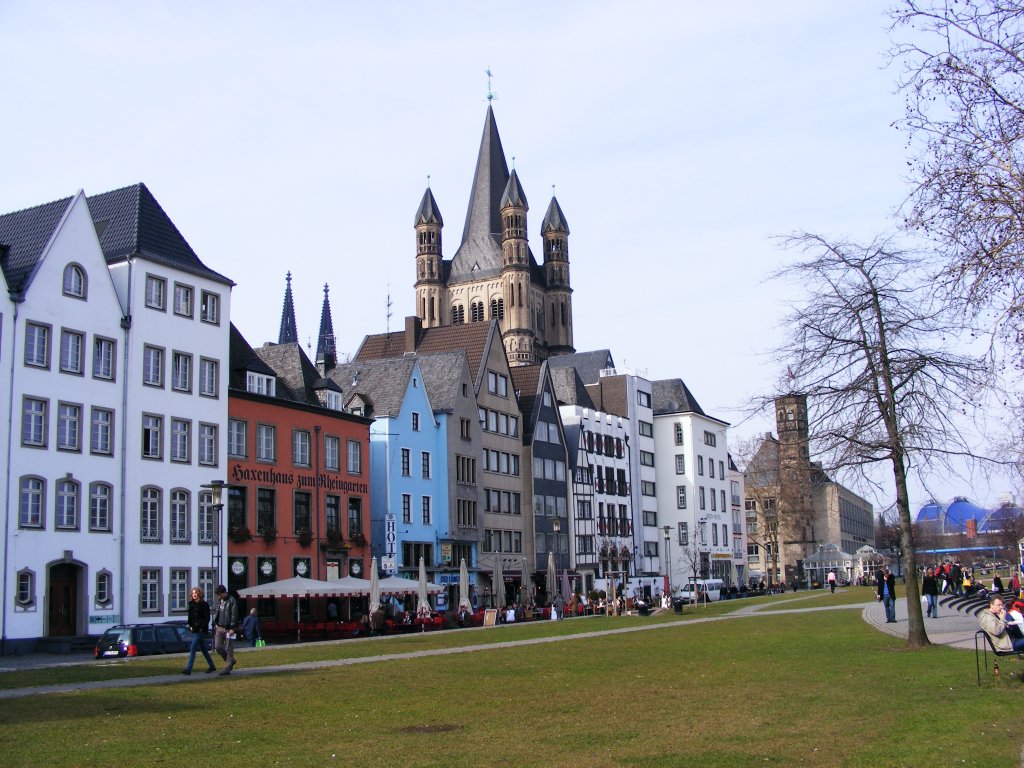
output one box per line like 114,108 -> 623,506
1,1 -> 1006,512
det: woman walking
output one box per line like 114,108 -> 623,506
921,567 -> 939,619
181,587 -> 217,674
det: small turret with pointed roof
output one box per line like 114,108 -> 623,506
316,283 -> 337,374
278,271 -> 298,344
543,195 -> 573,357
415,183 -> 444,328
500,168 -> 534,364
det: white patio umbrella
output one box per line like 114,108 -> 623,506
369,557 -> 380,614
416,556 -> 430,617
458,557 -> 470,611
492,556 -> 505,608
546,552 -> 557,602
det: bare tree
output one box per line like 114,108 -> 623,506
987,503 -> 1024,558
677,542 -> 705,605
766,233 -> 991,648
890,1 -> 1024,358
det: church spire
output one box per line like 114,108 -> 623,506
316,283 -> 337,374
461,105 -> 510,246
278,271 -> 298,344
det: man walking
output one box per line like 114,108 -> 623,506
212,585 -> 239,676
827,571 -> 837,594
877,567 -> 897,623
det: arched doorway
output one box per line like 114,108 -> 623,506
48,563 -> 81,636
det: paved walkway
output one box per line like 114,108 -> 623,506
0,591 -> 984,699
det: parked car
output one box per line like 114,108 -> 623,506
94,622 -> 208,659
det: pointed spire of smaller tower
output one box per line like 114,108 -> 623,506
501,169 -> 528,209
278,271 -> 298,344
414,187 -> 444,226
542,196 -> 570,234
316,283 -> 337,373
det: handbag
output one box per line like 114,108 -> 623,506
255,639 -> 266,648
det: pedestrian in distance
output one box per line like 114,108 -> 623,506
921,567 -> 939,619
877,567 -> 897,623
242,608 -> 262,648
827,571 -> 837,594
181,587 -> 217,675
211,585 -> 239,676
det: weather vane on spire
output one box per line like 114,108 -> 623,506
486,66 -> 498,103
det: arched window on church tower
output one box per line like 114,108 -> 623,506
490,298 -> 504,320
560,301 -> 567,327
452,304 -> 465,325
471,301 -> 484,323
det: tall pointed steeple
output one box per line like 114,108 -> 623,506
278,271 -> 298,344
316,283 -> 337,373
450,106 -> 510,281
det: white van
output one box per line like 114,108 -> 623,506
677,579 -> 724,603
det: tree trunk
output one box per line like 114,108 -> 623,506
892,448 -> 928,648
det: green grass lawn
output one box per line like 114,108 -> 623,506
0,605 -> 1019,767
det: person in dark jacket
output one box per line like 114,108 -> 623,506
212,585 -> 239,675
181,587 -> 217,674
241,608 -> 262,647
877,567 -> 897,623
921,568 -> 940,619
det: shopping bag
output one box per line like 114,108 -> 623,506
255,639 -> 266,648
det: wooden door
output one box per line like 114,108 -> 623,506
48,564 -> 78,636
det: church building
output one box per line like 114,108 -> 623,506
413,105 -> 575,367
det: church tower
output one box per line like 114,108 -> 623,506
414,187 -> 443,328
316,283 -> 337,374
542,196 -> 573,357
500,169 -> 534,364
278,271 -> 298,344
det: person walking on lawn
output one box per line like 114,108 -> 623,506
181,587 -> 216,675
877,567 -> 897,623
212,585 -> 239,676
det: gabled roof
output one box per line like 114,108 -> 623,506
229,323 -> 276,390
255,341 -> 340,406
328,358 -> 419,418
549,365 -> 594,410
415,351 -> 470,413
354,320 -> 497,389
510,363 -> 543,441
87,183 -> 233,286
548,349 -> 615,386
0,194 -> 75,296
652,378 -> 711,419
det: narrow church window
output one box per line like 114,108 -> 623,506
551,304 -> 556,326
471,301 -> 484,323
560,301 -> 567,326
517,283 -> 523,306
429,297 -> 436,322
451,305 -> 465,325
490,298 -> 504,320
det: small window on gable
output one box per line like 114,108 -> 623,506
62,264 -> 86,299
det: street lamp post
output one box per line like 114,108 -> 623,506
552,518 -> 562,574
662,525 -> 672,598
201,480 -> 226,585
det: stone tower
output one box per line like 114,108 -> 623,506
500,169 -> 534,364
414,188 -> 443,328
542,196 -> 573,357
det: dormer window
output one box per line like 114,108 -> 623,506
246,371 -> 276,396
318,390 -> 342,411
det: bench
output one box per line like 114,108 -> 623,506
974,630 -> 1023,685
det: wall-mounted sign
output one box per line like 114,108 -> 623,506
230,560 -> 246,575
229,463 -> 367,495
441,543 -> 452,564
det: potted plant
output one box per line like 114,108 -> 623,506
350,532 -> 367,548
322,528 -> 344,551
296,527 -> 313,548
229,525 -> 252,544
261,527 -> 277,545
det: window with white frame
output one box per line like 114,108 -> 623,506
15,569 -> 35,608
91,407 -> 113,455
89,482 -> 112,532
678,521 -> 688,546
143,345 -> 163,387
256,424 -> 275,461
246,371 -> 275,396
170,489 -> 190,543
676,486 -> 687,509
293,430 -> 310,467
59,329 -> 84,374
63,264 -> 86,298
145,275 -> 166,310
55,478 -> 79,529
675,455 -> 686,474
709,460 -> 715,479
324,435 -> 339,470
198,569 -> 216,602
199,423 -> 217,466
140,568 -> 162,613
198,491 -> 215,545
170,568 -> 189,613
704,430 -> 717,447
173,284 -> 193,317
228,419 -> 247,458
22,397 -> 47,447
699,486 -> 706,510
46,399 -> 78,454
95,570 -> 113,608
170,418 -> 190,463
201,291 -> 220,324
93,337 -> 115,380
24,322 -> 50,368
172,352 -> 192,392
487,370 -> 508,397
19,477 -> 44,528
199,358 -> 219,397
348,440 -> 362,474
697,456 -> 704,476
141,487 -> 162,542
674,423 -> 684,446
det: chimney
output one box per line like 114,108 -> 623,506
405,315 -> 422,354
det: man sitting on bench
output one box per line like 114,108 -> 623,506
979,595 -> 1024,653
